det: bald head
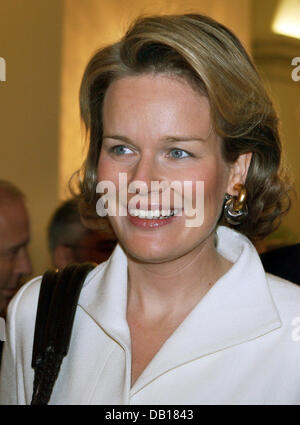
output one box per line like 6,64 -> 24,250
0,180 -> 32,318
0,180 -> 24,203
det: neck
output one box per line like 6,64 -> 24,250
126,233 -> 232,321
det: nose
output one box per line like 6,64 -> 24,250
15,247 -> 32,277
128,153 -> 162,192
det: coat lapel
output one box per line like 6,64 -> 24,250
78,227 -> 282,398
78,244 -> 131,351
130,227 -> 282,395
77,245 -> 132,403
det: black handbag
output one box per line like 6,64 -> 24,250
31,262 -> 95,405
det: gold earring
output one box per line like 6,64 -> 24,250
224,183 -> 248,225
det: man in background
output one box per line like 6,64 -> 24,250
48,198 -> 117,269
0,180 -> 32,363
0,180 -> 32,319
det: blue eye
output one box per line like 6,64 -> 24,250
111,145 -> 133,155
169,149 -> 191,159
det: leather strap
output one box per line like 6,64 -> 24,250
31,262 -> 95,405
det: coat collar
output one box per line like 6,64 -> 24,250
0,317 -> 5,342
78,244 -> 131,351
78,226 -> 282,395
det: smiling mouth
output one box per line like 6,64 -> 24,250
128,208 -> 180,219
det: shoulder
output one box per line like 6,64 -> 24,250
7,276 -> 42,330
268,273 -> 300,302
7,261 -> 108,336
267,273 -> 300,322
4,276 -> 42,359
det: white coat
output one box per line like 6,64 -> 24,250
1,226 -> 300,405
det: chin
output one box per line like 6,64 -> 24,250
119,238 -> 179,264
120,235 -> 203,266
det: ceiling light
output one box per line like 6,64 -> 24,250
272,0 -> 300,39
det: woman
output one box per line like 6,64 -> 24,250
1,14 -> 300,405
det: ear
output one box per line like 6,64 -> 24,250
52,245 -> 75,269
226,152 -> 252,195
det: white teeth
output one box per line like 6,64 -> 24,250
128,209 -> 179,219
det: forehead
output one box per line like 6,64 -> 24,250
102,74 -> 212,139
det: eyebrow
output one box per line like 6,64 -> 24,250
102,135 -> 132,143
102,135 -> 207,143
164,136 -> 206,143
7,239 -> 30,253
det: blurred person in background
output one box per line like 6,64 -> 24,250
0,180 -> 32,319
48,198 -> 117,269
0,180 -> 32,363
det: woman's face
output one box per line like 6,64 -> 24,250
97,74 -> 234,263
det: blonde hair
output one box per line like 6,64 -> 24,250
75,13 -> 291,239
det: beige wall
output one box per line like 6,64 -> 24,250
0,0 -> 63,275
252,0 -> 300,247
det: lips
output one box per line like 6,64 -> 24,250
127,207 -> 181,228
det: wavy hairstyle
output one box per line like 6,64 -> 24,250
74,13 -> 291,240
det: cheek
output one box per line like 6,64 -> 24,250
0,258 -> 12,284
203,166 -> 226,200
97,152 -> 108,181
97,153 -> 127,229
179,160 -> 228,204
201,163 -> 229,225
97,152 -> 119,183
179,161 -> 228,227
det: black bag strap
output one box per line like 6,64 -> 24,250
31,262 -> 95,405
